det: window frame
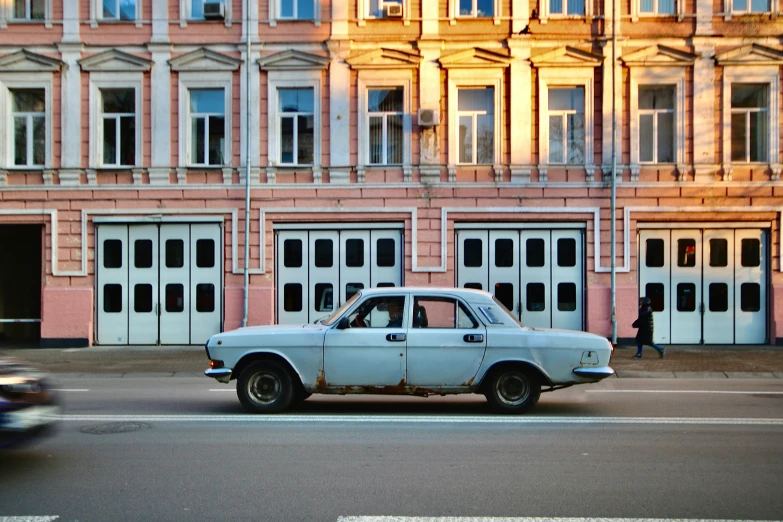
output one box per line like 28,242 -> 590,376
10,89 -> 46,168
729,84 -> 769,163
537,68 -> 595,168
177,72 -> 232,168
629,67 -> 686,168
0,74 -> 52,170
359,74 -> 410,167
91,0 -> 142,27
267,71 -> 322,169
538,0 -> 592,23
546,86 -> 585,165
270,0 -> 322,25
447,69 -> 503,168
448,0 -> 501,23
412,295 -> 479,329
179,0 -> 231,26
3,0 -> 51,27
726,0 -> 770,18
89,73 -> 143,169
276,86 -> 315,167
631,0 -> 683,21
721,66 -> 780,169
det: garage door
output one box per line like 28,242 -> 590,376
456,227 -> 585,331
276,227 -> 403,325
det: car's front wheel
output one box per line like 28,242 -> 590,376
485,367 -> 541,414
237,361 -> 293,413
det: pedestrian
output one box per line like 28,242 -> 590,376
632,297 -> 666,359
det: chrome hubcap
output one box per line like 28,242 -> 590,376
495,372 -> 530,405
247,372 -> 281,404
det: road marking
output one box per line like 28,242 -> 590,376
51,389 -> 90,392
209,389 -> 235,392
57,414 -> 783,426
0,517 -> 59,521
336,518 -> 781,522
586,390 -> 783,395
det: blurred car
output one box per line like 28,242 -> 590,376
205,287 -> 614,414
0,358 -> 61,449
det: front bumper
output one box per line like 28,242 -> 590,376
0,404 -> 61,449
573,366 -> 615,380
204,368 -> 232,383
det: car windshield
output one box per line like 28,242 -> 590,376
492,296 -> 524,327
321,292 -> 362,326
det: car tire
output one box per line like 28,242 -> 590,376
237,361 -> 294,413
485,367 -> 541,414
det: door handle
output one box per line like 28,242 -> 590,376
464,334 -> 484,343
386,333 -> 406,342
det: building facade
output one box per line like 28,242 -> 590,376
0,0 -> 781,347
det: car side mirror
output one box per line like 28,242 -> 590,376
337,317 -> 350,330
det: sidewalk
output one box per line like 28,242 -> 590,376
1,343 -> 782,378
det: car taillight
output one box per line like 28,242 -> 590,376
209,360 -> 224,369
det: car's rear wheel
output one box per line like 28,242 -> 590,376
485,367 -> 541,414
237,361 -> 293,413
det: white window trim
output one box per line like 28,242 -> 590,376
1,0 -> 53,28
0,73 -> 52,169
631,0 -> 684,21
90,0 -> 143,28
448,0 -> 501,24
539,0 -> 592,24
357,70 -> 411,168
270,0 -> 322,26
538,68 -> 594,167
178,72 -> 232,168
547,88 -> 585,164
179,0 -> 231,28
724,0 -> 771,20
722,66 -> 780,169
267,70 -> 322,168
629,67 -> 685,168
357,0 -> 411,25
447,69 -> 503,167
89,73 -> 143,169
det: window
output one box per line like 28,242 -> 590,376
365,0 -> 402,17
104,284 -> 123,313
557,238 -> 576,267
412,296 -> 477,329
196,284 -> 215,313
12,0 -> 45,19
101,88 -> 135,167
463,239 -> 483,267
677,239 -> 696,267
526,283 -> 546,311
646,239 -> 665,267
189,89 -> 225,166
645,283 -> 665,312
283,239 -> 302,268
103,240 -> 123,268
709,283 -> 729,312
134,239 -> 153,268
549,0 -> 584,15
101,0 -> 136,20
494,283 -> 514,312
638,86 -> 675,163
494,239 -> 514,267
314,239 -> 333,267
134,284 -> 153,313
731,84 -> 768,162
165,284 -> 184,313
279,0 -> 314,19
196,239 -> 215,268
709,238 -> 728,267
548,87 -> 584,164
457,87 -> 494,164
314,283 -> 333,312
676,283 -> 696,312
459,0 -> 494,16
11,89 -> 45,167
367,87 -> 403,165
376,239 -> 396,267
278,88 -> 314,165
557,283 -> 577,312
345,239 -> 365,267
732,0 -> 768,13
190,0 -> 224,19
166,240 -> 184,268
639,0 -> 675,14
526,238 -> 545,267
284,283 -> 303,311
741,283 -> 760,312
740,238 -> 760,267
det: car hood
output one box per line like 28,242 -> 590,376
217,323 -> 326,338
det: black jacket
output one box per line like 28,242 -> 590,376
633,305 -> 654,345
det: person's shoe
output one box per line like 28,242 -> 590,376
632,354 -> 642,359
659,348 -> 666,359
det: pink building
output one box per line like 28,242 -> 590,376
0,0 -> 780,348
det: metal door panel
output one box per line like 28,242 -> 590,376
277,231 -> 309,325
551,229 -> 583,331
309,231 -> 339,324
519,231 -> 551,328
370,230 -> 403,289
670,230 -> 702,344
638,230 -> 671,344
734,229 -> 767,344
96,225 -> 129,345
189,224 -> 222,345
339,231 -> 371,306
703,230 -> 734,344
488,230 -> 520,318
159,224 -> 190,344
128,225 -> 159,345
456,230 -> 489,292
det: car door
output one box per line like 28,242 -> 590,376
405,295 -> 487,386
323,294 -> 408,386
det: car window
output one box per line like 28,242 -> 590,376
345,296 -> 405,328
322,292 -> 362,326
492,296 -> 524,327
412,296 -> 478,329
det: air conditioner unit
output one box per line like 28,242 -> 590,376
383,2 -> 404,17
418,108 -> 440,127
203,1 -> 225,20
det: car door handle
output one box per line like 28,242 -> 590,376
386,333 -> 406,342
464,334 -> 484,343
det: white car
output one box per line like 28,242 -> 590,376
205,287 -> 614,414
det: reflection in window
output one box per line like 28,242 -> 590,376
368,87 -> 403,165
709,283 -> 728,312
457,87 -> 494,164
741,283 -> 760,312
526,283 -> 546,312
314,239 -> 333,268
741,238 -> 760,267
314,283 -> 333,312
646,239 -> 664,267
494,239 -> 514,267
464,239 -> 483,267
645,283 -> 665,312
196,284 -> 215,313
526,239 -> 545,267
464,283 -> 482,290
135,239 -> 153,269
638,85 -> 675,163
103,284 -> 122,313
494,283 -> 514,312
557,238 -> 576,267
731,84 -> 768,162
279,87 -> 315,165
548,87 -> 585,164
677,239 -> 696,267
134,284 -> 153,313
377,238 -> 395,267
165,284 -> 184,313
196,239 -> 215,268
346,282 -> 364,300
166,239 -> 184,268
284,239 -> 302,268
346,239 -> 364,267
709,239 -> 728,267
676,283 -> 696,312
104,239 -> 123,268
283,283 -> 302,312
557,283 -> 577,311
189,88 -> 225,165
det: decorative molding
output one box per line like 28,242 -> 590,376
222,167 -> 233,185
346,48 -> 422,70
0,50 -> 63,72
169,48 -> 242,72
58,169 -> 81,186
438,48 -> 512,69
714,44 -> 783,66
258,50 -> 330,71
132,168 -> 144,184
530,46 -> 603,67
621,45 -> 697,67
510,167 -> 532,184
79,50 -> 152,72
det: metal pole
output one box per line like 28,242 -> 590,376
242,2 -> 252,328
610,0 -> 618,343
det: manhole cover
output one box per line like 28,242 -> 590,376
79,422 -> 152,435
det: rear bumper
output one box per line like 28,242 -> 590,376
573,366 -> 615,380
204,368 -> 232,383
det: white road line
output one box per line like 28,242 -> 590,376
0,517 -> 59,521
57,415 -> 783,426
336,518 -> 781,522
209,389 -> 235,392
586,390 -> 783,395
51,389 -> 90,392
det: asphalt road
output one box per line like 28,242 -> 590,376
1,377 -> 782,522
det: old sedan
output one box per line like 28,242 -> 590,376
205,287 -> 614,414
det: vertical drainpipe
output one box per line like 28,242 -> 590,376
610,0 -> 618,343
242,0 -> 252,328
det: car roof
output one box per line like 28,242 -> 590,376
359,286 -> 496,304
